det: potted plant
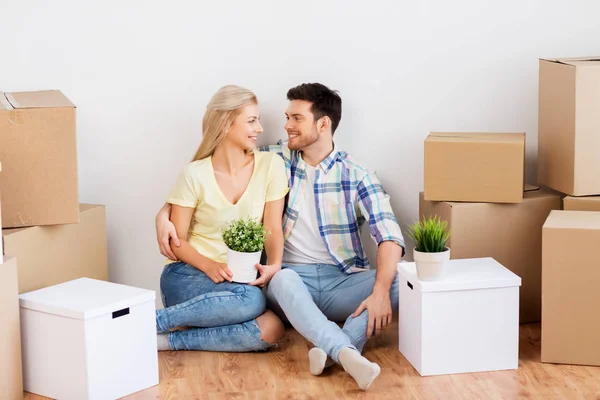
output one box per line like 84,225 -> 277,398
222,217 -> 269,283
406,215 -> 451,281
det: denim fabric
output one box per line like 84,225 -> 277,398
156,261 -> 271,352
265,264 -> 399,363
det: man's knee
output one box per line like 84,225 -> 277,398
256,310 -> 285,344
269,268 -> 301,291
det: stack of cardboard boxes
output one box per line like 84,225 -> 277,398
419,56 -> 600,368
420,132 -> 562,324
0,90 -> 109,398
536,57 -> 600,367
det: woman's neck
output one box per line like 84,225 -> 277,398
212,143 -> 253,175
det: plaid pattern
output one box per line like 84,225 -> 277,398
260,140 -> 405,273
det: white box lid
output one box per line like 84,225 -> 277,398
397,257 -> 521,293
19,278 -> 155,320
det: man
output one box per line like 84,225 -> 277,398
156,83 -> 404,391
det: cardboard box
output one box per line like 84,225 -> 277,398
424,132 -> 525,203
0,256 -> 24,400
0,90 -> 79,228
419,186 -> 561,323
563,196 -> 600,212
2,204 -> 108,293
542,210 -> 600,366
538,58 -> 600,196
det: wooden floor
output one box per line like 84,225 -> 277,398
24,322 -> 600,400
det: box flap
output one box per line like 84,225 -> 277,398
427,132 -> 525,144
0,92 -> 13,110
19,278 -> 155,320
541,57 -> 600,67
4,90 -> 74,109
544,210 -> 600,230
397,257 -> 521,293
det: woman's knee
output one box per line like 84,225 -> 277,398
235,284 -> 266,320
256,310 -> 285,345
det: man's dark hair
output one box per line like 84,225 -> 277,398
287,83 -> 342,134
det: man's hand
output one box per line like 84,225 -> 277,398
248,264 -> 282,288
204,262 -> 233,284
156,215 -> 180,260
351,289 -> 392,338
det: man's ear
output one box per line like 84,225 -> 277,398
318,116 -> 331,134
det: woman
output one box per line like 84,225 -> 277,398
155,85 -> 288,352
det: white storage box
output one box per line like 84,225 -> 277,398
19,278 -> 159,400
398,257 -> 521,376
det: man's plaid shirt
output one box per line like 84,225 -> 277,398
260,140 -> 405,273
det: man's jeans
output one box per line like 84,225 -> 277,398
156,261 -> 270,352
265,263 -> 399,363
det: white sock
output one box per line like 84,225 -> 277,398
157,333 -> 170,351
338,347 -> 381,391
308,347 -> 334,375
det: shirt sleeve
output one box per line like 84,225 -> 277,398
259,140 -> 292,169
166,163 -> 202,208
265,153 -> 289,202
356,169 -> 406,256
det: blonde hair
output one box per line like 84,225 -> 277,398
192,85 -> 258,161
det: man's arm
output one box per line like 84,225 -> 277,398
352,170 -> 405,336
155,202 -> 180,260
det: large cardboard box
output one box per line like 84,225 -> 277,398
538,58 -> 600,196
542,210 -> 600,366
563,196 -> 600,211
419,186 -> 561,323
424,132 -> 525,203
2,204 -> 108,293
0,256 -> 23,400
0,90 -> 79,228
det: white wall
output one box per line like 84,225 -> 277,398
2,1 -> 599,305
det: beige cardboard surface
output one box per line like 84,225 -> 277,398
0,90 -> 79,228
563,196 -> 600,211
538,58 -> 600,196
2,204 -> 108,294
424,132 -> 525,203
0,256 -> 23,400
0,191 -> 3,263
419,187 -> 561,323
542,210 -> 600,366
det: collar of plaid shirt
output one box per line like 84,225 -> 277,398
261,140 -> 406,274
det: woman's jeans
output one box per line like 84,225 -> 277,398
156,261 -> 270,352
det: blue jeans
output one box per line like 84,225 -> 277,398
156,261 -> 270,352
265,264 -> 399,363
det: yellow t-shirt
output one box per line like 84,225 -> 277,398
166,151 -> 289,263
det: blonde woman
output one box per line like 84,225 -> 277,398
155,85 -> 288,352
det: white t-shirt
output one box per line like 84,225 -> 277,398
282,162 -> 333,265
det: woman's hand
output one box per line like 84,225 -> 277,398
248,264 -> 282,288
204,262 -> 234,284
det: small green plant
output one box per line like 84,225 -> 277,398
407,215 -> 451,253
222,217 -> 269,253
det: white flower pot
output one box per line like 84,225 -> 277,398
413,247 -> 450,281
226,248 -> 261,283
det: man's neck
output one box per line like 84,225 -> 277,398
301,140 -> 334,167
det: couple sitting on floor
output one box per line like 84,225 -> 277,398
154,82 -> 405,391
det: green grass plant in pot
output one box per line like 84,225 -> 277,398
222,217 -> 269,283
407,215 -> 451,281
